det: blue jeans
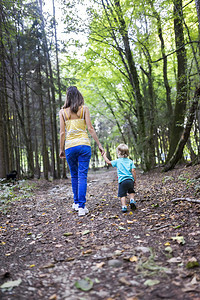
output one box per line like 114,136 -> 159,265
65,145 -> 91,208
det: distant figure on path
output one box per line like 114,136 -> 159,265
102,144 -> 137,213
59,86 -> 104,216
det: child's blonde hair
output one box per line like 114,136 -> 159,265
117,144 -> 129,158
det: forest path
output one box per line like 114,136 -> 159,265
0,165 -> 200,300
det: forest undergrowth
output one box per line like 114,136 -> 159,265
0,164 -> 200,300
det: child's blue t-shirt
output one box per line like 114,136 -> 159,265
111,157 -> 136,183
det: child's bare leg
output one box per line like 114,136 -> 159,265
120,197 -> 127,212
121,196 -> 126,206
129,193 -> 135,200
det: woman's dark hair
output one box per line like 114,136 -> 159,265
62,86 -> 84,113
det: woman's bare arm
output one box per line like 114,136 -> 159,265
59,110 -> 66,158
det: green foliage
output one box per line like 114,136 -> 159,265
0,181 -> 36,214
162,176 -> 174,183
1,0 -> 199,174
59,0 -> 199,168
136,247 -> 169,276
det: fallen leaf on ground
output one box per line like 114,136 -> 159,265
165,242 -> 170,246
75,277 -> 93,291
118,226 -> 126,230
65,257 -> 75,262
171,236 -> 185,244
49,294 -> 57,300
144,279 -> 160,286
114,250 -> 123,256
82,230 -> 90,235
63,232 -> 73,236
0,279 -> 22,291
127,220 -> 134,224
95,262 -> 105,268
118,276 -> 131,286
167,257 -> 182,263
82,249 -> 92,255
129,255 -> 138,262
165,246 -> 173,253
55,244 -> 63,248
40,263 -> 55,269
190,276 -> 198,285
186,257 -> 199,269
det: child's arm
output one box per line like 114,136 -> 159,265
103,153 -> 112,165
131,168 -> 136,185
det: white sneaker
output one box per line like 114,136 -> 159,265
78,207 -> 89,216
72,203 -> 79,211
78,207 -> 86,216
84,206 -> 89,214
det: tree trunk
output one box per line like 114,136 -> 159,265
0,8 -> 6,178
0,98 -> 6,178
196,102 -> 200,156
52,0 -> 66,178
195,0 -> 200,30
37,45 -> 49,180
183,17 -> 200,77
105,0 -> 149,170
140,53 -> 156,168
25,81 -> 34,177
32,92 -> 41,179
164,87 -> 200,171
186,138 -> 197,161
38,0 -> 60,178
166,0 -> 188,162
44,60 -> 56,179
52,0 -> 62,108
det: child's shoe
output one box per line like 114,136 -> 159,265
130,199 -> 137,210
72,203 -> 79,211
121,206 -> 127,213
78,207 -> 89,216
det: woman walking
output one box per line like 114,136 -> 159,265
59,86 -> 104,216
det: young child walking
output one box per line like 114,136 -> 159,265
102,144 -> 137,213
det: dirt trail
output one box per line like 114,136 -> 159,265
0,166 -> 200,300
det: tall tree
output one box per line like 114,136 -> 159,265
164,87 -> 200,171
38,0 -> 60,178
0,95 -> 6,178
195,0 -> 200,29
0,2 -> 6,178
166,0 -> 188,162
149,0 -> 173,123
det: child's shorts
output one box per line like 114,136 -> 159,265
118,179 -> 135,197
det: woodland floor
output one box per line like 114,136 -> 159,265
0,164 -> 200,300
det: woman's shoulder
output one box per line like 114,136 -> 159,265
59,107 -> 67,114
83,105 -> 89,113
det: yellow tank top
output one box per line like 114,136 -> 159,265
63,107 -> 91,150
